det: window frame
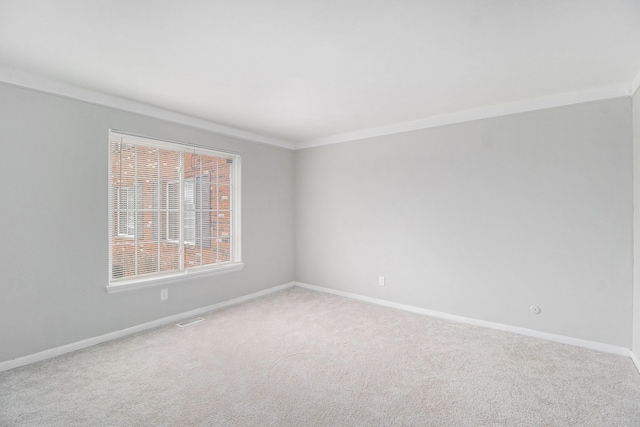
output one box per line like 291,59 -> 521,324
107,130 -> 243,293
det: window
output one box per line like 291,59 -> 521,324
108,130 -> 242,290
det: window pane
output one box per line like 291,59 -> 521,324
111,241 -> 136,279
217,185 -> 231,210
138,243 -> 159,276
184,245 -> 200,268
200,239 -> 217,265
159,242 -> 180,272
218,237 -> 231,263
217,211 -> 231,238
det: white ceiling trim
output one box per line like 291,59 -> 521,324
1,64 -> 634,151
0,64 -> 296,150
633,69 -> 640,96
298,84 -> 632,150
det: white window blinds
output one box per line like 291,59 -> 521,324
108,131 -> 241,286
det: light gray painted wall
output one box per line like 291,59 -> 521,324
0,83 -> 295,363
633,88 -> 640,356
295,99 -> 633,347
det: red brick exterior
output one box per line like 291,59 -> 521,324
110,143 -> 233,281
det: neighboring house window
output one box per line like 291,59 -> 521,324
108,130 -> 243,290
166,181 -> 180,242
183,179 -> 196,245
164,179 -> 199,245
117,187 -> 136,237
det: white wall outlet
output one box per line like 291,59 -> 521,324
160,288 -> 168,301
379,276 -> 385,286
530,305 -> 541,314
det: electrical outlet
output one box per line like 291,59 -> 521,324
160,288 -> 168,301
379,276 -> 385,286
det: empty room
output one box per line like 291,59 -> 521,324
1,0 -> 640,425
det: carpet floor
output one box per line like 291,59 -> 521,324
1,287 -> 639,426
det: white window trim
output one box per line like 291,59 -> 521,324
106,262 -> 245,293
107,130 -> 243,293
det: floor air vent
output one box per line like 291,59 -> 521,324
176,317 -> 205,328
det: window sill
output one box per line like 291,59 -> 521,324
106,262 -> 245,294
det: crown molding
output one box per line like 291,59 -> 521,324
0,64 -> 295,150
2,63 -> 634,151
297,84 -> 631,149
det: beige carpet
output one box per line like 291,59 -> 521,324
1,287 -> 639,426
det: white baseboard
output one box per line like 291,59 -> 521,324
0,282 -> 295,373
3,281 -> 634,374
293,281 -> 633,359
631,351 -> 640,374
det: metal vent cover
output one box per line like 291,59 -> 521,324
176,317 -> 205,328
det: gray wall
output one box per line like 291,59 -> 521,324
0,83 -> 295,363
634,88 -> 640,357
1,81 -> 635,364
295,99 -> 633,347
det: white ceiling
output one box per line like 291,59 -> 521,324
1,0 -> 640,148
